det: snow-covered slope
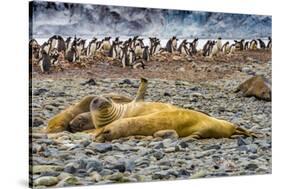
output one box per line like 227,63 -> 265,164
30,1 -> 272,39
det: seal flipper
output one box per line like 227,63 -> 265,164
234,127 -> 258,138
133,77 -> 148,102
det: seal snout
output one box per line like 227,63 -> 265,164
90,96 -> 112,111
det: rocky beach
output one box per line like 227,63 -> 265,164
30,50 -> 272,188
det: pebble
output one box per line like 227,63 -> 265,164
91,143 -> 112,153
34,176 -> 59,186
245,163 -> 259,171
56,176 -> 80,187
86,158 -> 103,172
32,165 -> 63,174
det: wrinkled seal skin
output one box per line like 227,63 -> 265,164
89,98 -> 257,142
90,78 -> 148,128
235,75 -> 271,101
46,78 -> 148,133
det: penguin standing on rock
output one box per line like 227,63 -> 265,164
221,41 -> 229,54
267,37 -> 272,49
166,36 -> 178,53
66,45 -> 77,63
257,39 -> 266,49
142,46 -> 150,62
245,41 -> 249,50
178,39 -> 190,56
249,39 -> 258,50
38,50 -> 51,73
86,37 -> 98,58
190,38 -> 199,55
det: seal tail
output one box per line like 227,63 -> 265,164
234,126 -> 259,138
134,77 -> 148,102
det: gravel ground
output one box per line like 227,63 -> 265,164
30,51 -> 272,188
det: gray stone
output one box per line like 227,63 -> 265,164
237,136 -> 248,146
34,176 -> 58,186
202,144 -> 221,150
32,165 -> 63,174
86,158 -> 103,172
91,143 -> 112,153
245,163 -> 259,171
56,176 -> 80,187
64,163 -> 79,174
152,171 -> 170,179
152,150 -> 165,160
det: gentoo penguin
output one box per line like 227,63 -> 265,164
109,41 -> 119,59
76,39 -> 86,60
131,36 -> 139,49
41,41 -> 52,55
65,37 -> 72,50
221,41 -> 229,54
177,39 -> 190,55
135,38 -> 144,47
38,50 -> 51,73
210,40 -> 220,57
142,46 -> 150,62
97,37 -> 111,53
153,39 -> 162,55
134,43 -> 143,59
216,37 -> 222,51
166,36 -> 178,53
203,40 -> 212,56
87,37 -> 98,57
29,39 -> 40,60
229,44 -> 236,54
65,45 -> 77,63
257,39 -> 266,49
49,48 -> 60,65
267,37 -> 272,49
120,46 -> 130,68
234,39 -> 245,50
48,35 -> 65,53
57,35 -> 66,53
244,41 -> 249,50
190,38 -> 199,54
149,37 -> 157,55
249,40 -> 258,50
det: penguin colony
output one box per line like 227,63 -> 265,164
29,35 -> 272,73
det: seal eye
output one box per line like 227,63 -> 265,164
92,99 -> 98,104
103,130 -> 111,135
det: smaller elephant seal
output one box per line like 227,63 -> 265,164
235,75 -> 271,101
69,112 -> 94,132
47,95 -> 95,133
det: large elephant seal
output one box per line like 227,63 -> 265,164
89,99 -> 257,142
47,78 -> 148,133
235,75 -> 271,101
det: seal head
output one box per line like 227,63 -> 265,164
90,96 -> 124,128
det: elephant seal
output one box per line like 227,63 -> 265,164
46,95 -> 95,133
69,112 -> 94,132
235,75 -> 271,101
90,102 -> 257,142
90,78 -> 148,128
47,78 -> 148,133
